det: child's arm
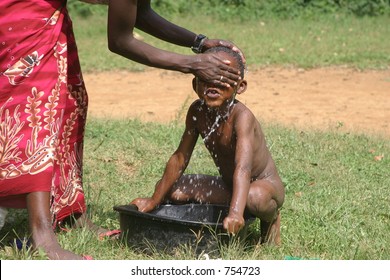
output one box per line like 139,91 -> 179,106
223,111 -> 255,234
131,104 -> 200,212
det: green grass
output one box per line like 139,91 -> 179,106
70,8 -> 390,71
1,119 -> 389,260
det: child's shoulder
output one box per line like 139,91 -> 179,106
185,99 -> 204,118
235,100 -> 254,115
191,99 -> 203,106
233,101 -> 259,122
188,99 -> 203,110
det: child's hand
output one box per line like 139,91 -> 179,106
129,198 -> 157,213
223,213 -> 245,234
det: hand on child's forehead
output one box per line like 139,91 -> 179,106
216,51 -> 238,65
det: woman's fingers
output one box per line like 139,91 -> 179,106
193,53 -> 241,87
217,70 -> 241,88
204,72 -> 240,88
212,71 -> 241,88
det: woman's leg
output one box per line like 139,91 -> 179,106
26,192 -> 83,260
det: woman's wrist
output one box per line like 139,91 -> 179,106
173,55 -> 199,74
191,34 -> 208,53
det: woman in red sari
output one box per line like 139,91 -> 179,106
0,0 -> 241,259
0,0 -> 94,259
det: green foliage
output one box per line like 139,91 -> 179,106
150,0 -> 390,20
67,0 -> 110,17
67,0 -> 390,20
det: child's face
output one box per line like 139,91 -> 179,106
193,51 -> 246,109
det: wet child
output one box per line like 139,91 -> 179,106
131,46 -> 285,244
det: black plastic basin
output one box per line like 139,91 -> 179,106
113,204 -> 255,253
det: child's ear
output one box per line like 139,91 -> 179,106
236,79 -> 247,95
192,77 -> 197,92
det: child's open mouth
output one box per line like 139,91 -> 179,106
205,88 -> 220,99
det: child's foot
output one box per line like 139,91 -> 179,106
260,210 -> 281,245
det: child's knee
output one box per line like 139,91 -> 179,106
247,185 -> 279,215
167,189 -> 190,203
248,184 -> 269,203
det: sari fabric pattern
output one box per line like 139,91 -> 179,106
0,0 -> 88,225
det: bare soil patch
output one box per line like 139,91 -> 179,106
84,67 -> 390,137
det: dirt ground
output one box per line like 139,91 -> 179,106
84,67 -> 390,138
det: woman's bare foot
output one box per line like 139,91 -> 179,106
27,192 -> 86,260
32,234 -> 84,260
60,212 -> 120,239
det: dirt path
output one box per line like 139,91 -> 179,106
84,67 -> 390,137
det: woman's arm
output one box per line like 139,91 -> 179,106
107,0 -> 241,87
79,1 -> 244,65
107,0 -> 193,73
135,2 -> 246,62
135,1 -> 196,48
79,0 -> 198,48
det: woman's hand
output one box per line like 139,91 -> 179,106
223,213 -> 245,234
130,197 -> 158,212
190,53 -> 241,88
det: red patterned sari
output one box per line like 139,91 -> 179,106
0,0 -> 88,225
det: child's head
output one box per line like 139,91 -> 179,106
205,46 -> 246,79
192,46 -> 247,109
